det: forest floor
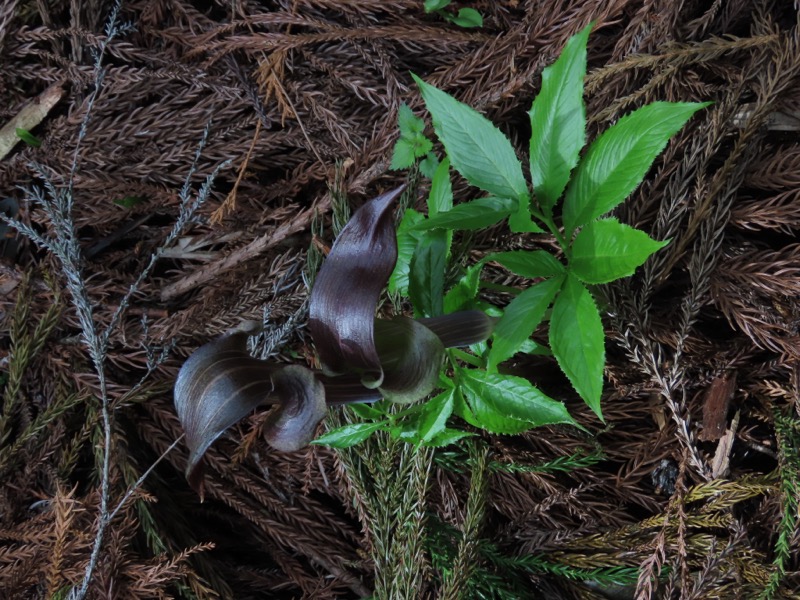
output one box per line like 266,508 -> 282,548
1,1 -> 800,598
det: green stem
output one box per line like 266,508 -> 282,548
448,348 -> 483,368
530,203 -> 570,257
539,214 -> 569,257
388,404 -> 425,424
478,280 -> 521,295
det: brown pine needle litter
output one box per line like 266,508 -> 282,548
1,1 -> 800,598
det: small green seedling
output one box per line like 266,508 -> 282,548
113,195 -> 146,208
368,22 -> 710,443
15,128 -> 42,147
390,104 -> 433,170
310,24 -> 709,449
423,0 -> 482,28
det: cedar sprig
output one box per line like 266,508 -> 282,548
487,548 -> 641,588
426,518 -> 530,599
440,441 -> 489,599
434,446 -> 605,476
759,410 -> 800,599
0,271 -> 61,448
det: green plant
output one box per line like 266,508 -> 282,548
173,187 -> 496,487
172,24 -> 709,460
423,0 -> 482,29
362,23 -> 708,437
760,409 -> 800,599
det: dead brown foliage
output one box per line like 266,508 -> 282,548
1,0 -> 800,598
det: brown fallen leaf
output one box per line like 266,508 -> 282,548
699,370 -> 737,442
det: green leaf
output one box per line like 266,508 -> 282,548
508,196 -> 545,233
428,157 -> 454,257
518,339 -> 552,356
529,23 -> 590,214
423,428 -> 474,447
469,340 -> 488,360
463,394 -> 531,435
570,218 -> 669,284
414,137 -> 433,158
113,195 -> 146,209
348,403 -> 386,420
15,128 -> 41,147
413,196 -> 516,231
312,422 -> 385,448
428,157 -> 453,216
487,250 -> 565,279
563,101 -> 710,234
424,0 -> 451,11
418,389 -> 455,442
443,262 -> 484,312
413,74 -> 528,201
452,386 -> 481,427
389,208 -> 425,295
398,103 -> 425,136
476,301 -> 502,319
549,274 -> 604,419
439,374 -> 455,389
460,370 -> 576,434
409,232 -> 447,317
488,275 -> 564,371
391,104 -> 432,170
389,419 -> 422,441
419,153 -> 440,179
390,138 -> 417,170
449,8 -> 483,28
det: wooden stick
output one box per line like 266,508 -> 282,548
160,201 -> 324,301
160,160 -> 386,302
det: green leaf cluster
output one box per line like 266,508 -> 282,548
313,393 -> 471,449
323,22 -> 708,447
405,22 -> 707,424
390,104 -> 433,170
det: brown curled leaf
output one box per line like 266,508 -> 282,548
419,310 -> 498,348
320,373 -> 385,405
374,316 -> 445,404
263,365 -> 327,452
322,312 -> 496,406
174,332 -> 275,497
174,331 -> 330,497
308,185 -> 405,387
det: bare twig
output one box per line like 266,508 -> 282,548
105,434 -> 185,525
160,159 -> 386,300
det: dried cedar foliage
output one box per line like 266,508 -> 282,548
1,0 -> 800,598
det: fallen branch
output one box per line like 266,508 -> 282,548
160,160 -> 387,301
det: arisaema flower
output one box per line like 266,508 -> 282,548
174,185 -> 494,496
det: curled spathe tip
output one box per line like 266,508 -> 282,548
308,185 -> 405,387
174,331 -> 327,499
